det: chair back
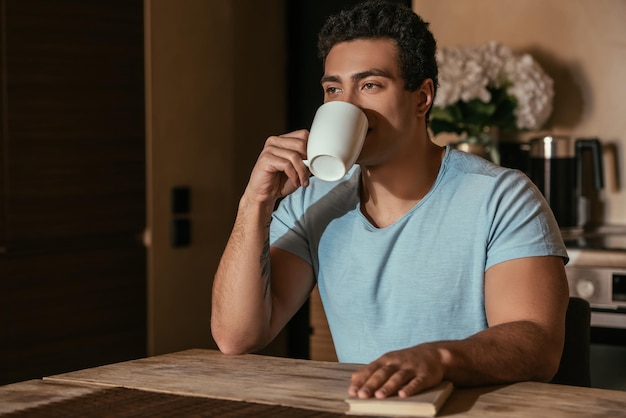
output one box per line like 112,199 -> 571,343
550,296 -> 591,387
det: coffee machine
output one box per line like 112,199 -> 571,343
527,136 -> 604,230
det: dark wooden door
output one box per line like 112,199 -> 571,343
0,0 -> 146,384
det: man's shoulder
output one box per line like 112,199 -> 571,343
446,148 -> 508,176
445,148 -> 530,187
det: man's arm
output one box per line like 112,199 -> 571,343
211,131 -> 315,355
349,255 -> 569,399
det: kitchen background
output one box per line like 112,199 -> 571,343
1,0 -> 624,388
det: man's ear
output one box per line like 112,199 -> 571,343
416,78 -> 435,118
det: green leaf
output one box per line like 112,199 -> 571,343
430,85 -> 522,138
430,106 -> 455,123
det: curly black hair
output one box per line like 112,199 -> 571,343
317,1 -> 438,98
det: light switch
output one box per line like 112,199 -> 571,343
171,218 -> 191,248
171,186 -> 191,214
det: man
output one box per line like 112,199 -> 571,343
211,1 -> 569,400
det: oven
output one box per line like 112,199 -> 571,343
563,226 -> 626,390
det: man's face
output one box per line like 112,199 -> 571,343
321,38 -> 423,166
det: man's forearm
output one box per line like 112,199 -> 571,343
211,196 -> 276,355
436,320 -> 563,386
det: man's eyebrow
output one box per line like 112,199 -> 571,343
351,69 -> 393,81
320,69 -> 394,85
320,75 -> 341,84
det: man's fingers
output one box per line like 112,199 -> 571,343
398,376 -> 431,398
374,368 -> 414,399
351,364 -> 401,399
349,362 -> 379,397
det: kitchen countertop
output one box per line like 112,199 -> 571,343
563,224 -> 626,267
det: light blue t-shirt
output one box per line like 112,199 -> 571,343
270,147 -> 567,364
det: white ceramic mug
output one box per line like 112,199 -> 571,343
304,101 -> 368,181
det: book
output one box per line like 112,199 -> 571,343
345,381 -> 453,417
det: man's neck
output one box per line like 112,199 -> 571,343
359,142 -> 445,228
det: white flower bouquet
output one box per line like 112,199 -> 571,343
431,41 -> 554,146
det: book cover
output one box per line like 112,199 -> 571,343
345,381 -> 453,417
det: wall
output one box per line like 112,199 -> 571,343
145,0 -> 286,356
413,0 -> 626,225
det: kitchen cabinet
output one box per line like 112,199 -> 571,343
0,0 -> 146,384
309,287 -> 337,361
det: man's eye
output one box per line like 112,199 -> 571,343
325,86 -> 341,95
363,82 -> 378,90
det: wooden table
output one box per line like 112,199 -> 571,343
1,349 -> 625,417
